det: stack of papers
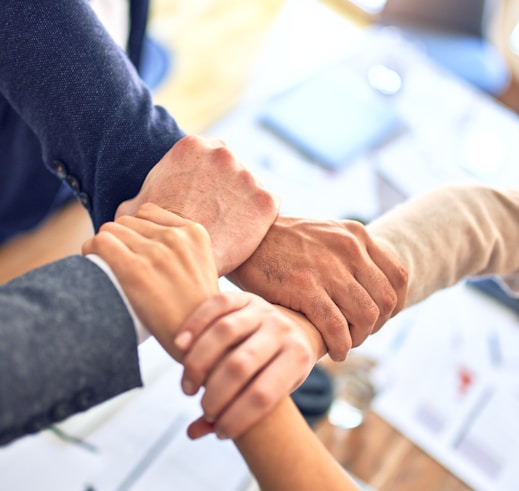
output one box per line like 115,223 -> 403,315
359,284 -> 519,491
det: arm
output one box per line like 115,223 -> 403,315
176,294 -> 326,440
87,208 -> 358,490
87,205 -> 326,440
0,2 -> 279,270
367,184 -> 519,306
116,136 -> 280,275
0,0 -> 181,229
0,256 -> 141,446
234,397 -> 361,491
227,217 -> 408,361
0,203 -> 221,446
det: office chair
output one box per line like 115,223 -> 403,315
379,0 -> 511,95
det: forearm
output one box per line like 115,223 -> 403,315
229,308 -> 350,489
234,397 -> 360,491
0,0 -> 184,228
368,184 -> 519,306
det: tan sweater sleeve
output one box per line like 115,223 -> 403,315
367,184 -> 519,307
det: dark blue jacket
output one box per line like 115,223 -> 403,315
0,0 -> 185,242
0,255 -> 141,445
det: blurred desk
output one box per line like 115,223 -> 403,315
315,411 -> 471,491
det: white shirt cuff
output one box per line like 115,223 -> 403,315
86,254 -> 151,344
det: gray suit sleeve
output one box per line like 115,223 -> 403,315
0,256 -> 143,446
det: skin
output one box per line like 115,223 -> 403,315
115,135 -> 280,277
177,292 -> 324,439
83,205 -> 320,439
84,206 -> 360,490
116,135 -> 407,364
228,216 -> 408,361
233,397 -> 361,491
83,204 -> 220,363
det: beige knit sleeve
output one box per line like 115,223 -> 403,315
367,184 -> 519,307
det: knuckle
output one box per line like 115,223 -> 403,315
136,202 -> 157,216
214,318 -> 239,340
212,145 -> 235,167
248,386 -> 273,411
225,352 -> 251,379
380,288 -> 398,315
180,134 -> 198,148
215,291 -> 243,312
395,263 -> 409,290
343,220 -> 368,239
186,221 -> 211,245
98,221 -> 117,234
294,341 -> 313,366
364,300 -> 380,325
339,234 -> 364,258
160,227 -> 179,245
235,168 -> 257,191
254,187 -> 278,215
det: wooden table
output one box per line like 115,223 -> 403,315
315,411 -> 471,490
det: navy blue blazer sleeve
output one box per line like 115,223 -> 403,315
0,256 -> 142,446
0,0 -> 185,230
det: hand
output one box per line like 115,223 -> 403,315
82,203 -> 219,361
115,135 -> 280,276
174,291 -> 317,440
227,216 -> 408,361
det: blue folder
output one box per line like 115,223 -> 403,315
259,63 -> 404,171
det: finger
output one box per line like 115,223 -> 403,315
96,221 -> 159,255
367,241 -> 408,324
175,291 -> 250,352
187,417 -> 214,440
131,203 -> 195,227
180,299 -> 260,396
200,326 -> 282,422
115,214 -> 186,241
333,278 -> 380,348
212,353 -> 312,440
83,230 -> 138,278
351,258 -> 397,334
302,291 -> 353,362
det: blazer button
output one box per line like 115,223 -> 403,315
65,175 -> 81,192
51,160 -> 68,179
78,192 -> 91,211
74,389 -> 96,410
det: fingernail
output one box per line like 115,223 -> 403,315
182,378 -> 197,395
215,429 -> 228,440
175,331 -> 193,351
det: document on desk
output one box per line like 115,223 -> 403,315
361,284 -> 519,491
0,339 -> 252,491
